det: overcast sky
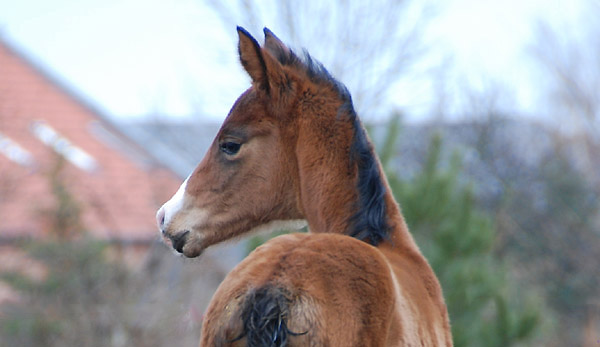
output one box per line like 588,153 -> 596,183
0,0 -> 588,122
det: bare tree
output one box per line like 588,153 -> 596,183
495,4 -> 600,343
530,0 -> 600,186
204,0 -> 436,119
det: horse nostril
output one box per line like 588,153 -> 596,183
170,230 -> 190,253
156,207 -> 166,230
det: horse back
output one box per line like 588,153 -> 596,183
200,233 -> 446,346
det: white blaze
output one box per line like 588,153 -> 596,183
157,175 -> 190,230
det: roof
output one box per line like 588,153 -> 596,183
0,37 -> 181,241
117,119 -> 221,179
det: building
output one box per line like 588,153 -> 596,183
0,36 -> 180,246
0,37 -> 246,330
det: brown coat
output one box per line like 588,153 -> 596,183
157,27 -> 452,346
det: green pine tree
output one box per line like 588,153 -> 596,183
377,119 -> 541,347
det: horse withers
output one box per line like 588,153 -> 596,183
156,27 -> 452,346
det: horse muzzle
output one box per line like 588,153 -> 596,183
166,230 -> 190,254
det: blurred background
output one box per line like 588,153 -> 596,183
0,0 -> 598,346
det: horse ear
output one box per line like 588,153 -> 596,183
237,26 -> 287,96
263,27 -> 291,61
237,26 -> 268,88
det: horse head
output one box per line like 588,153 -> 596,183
156,28 -> 330,257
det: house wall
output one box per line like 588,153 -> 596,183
0,39 -> 180,241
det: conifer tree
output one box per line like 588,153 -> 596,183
377,119 -> 540,346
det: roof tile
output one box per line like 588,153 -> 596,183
0,39 -> 181,241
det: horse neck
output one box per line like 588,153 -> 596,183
293,114 -> 417,251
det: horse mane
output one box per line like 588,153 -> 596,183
270,45 -> 390,246
348,113 -> 390,246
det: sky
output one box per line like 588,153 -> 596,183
0,0 -> 589,122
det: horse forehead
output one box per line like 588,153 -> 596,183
226,89 -> 269,123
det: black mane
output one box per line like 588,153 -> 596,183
274,46 -> 390,246
348,109 -> 390,246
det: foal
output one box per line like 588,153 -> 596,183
157,27 -> 452,346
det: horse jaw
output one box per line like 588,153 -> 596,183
156,172 -> 306,257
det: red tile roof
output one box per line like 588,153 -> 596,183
0,38 -> 181,241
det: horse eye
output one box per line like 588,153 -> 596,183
220,141 -> 242,155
